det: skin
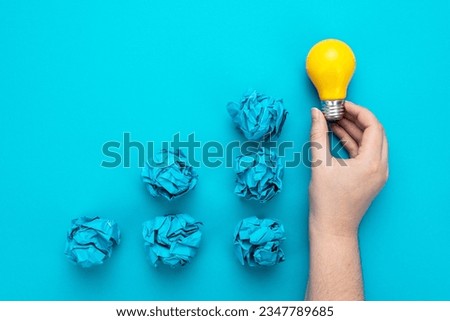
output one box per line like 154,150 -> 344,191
306,101 -> 389,301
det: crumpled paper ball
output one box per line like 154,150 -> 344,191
142,149 -> 198,200
65,216 -> 120,268
143,214 -> 203,268
234,147 -> 284,203
234,216 -> 286,267
227,90 -> 288,141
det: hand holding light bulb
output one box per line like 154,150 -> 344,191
306,39 -> 388,235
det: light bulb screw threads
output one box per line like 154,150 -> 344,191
320,100 -> 345,121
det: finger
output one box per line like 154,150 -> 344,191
342,110 -> 356,122
330,123 -> 359,158
344,101 -> 379,129
345,101 -> 384,159
360,124 -> 384,161
342,104 -> 364,131
337,117 -> 364,144
381,130 -> 388,163
343,114 -> 363,131
310,107 -> 331,165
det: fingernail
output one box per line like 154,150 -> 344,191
311,107 -> 320,121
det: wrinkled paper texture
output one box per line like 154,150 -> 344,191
234,147 -> 284,203
234,216 -> 285,267
227,90 -> 288,141
143,214 -> 202,268
65,216 -> 120,268
142,149 -> 198,200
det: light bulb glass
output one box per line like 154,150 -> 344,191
306,39 -> 356,121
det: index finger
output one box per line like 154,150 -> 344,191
344,101 -> 384,160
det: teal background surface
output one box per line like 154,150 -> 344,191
0,0 -> 449,300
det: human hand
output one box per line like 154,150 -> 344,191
308,101 -> 389,237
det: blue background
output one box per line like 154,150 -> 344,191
0,0 -> 449,300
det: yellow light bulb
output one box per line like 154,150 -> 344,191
306,39 -> 356,121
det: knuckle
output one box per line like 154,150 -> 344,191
375,123 -> 383,133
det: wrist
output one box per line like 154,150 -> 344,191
308,220 -> 360,260
309,213 -> 359,240
307,216 -> 364,301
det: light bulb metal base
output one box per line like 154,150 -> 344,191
320,100 -> 345,121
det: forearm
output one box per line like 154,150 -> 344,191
306,220 -> 364,301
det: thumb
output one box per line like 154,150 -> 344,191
310,107 -> 330,165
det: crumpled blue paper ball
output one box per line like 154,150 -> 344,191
142,149 -> 198,200
234,216 -> 286,267
234,147 -> 284,203
65,216 -> 120,268
227,90 -> 288,141
143,214 -> 203,268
